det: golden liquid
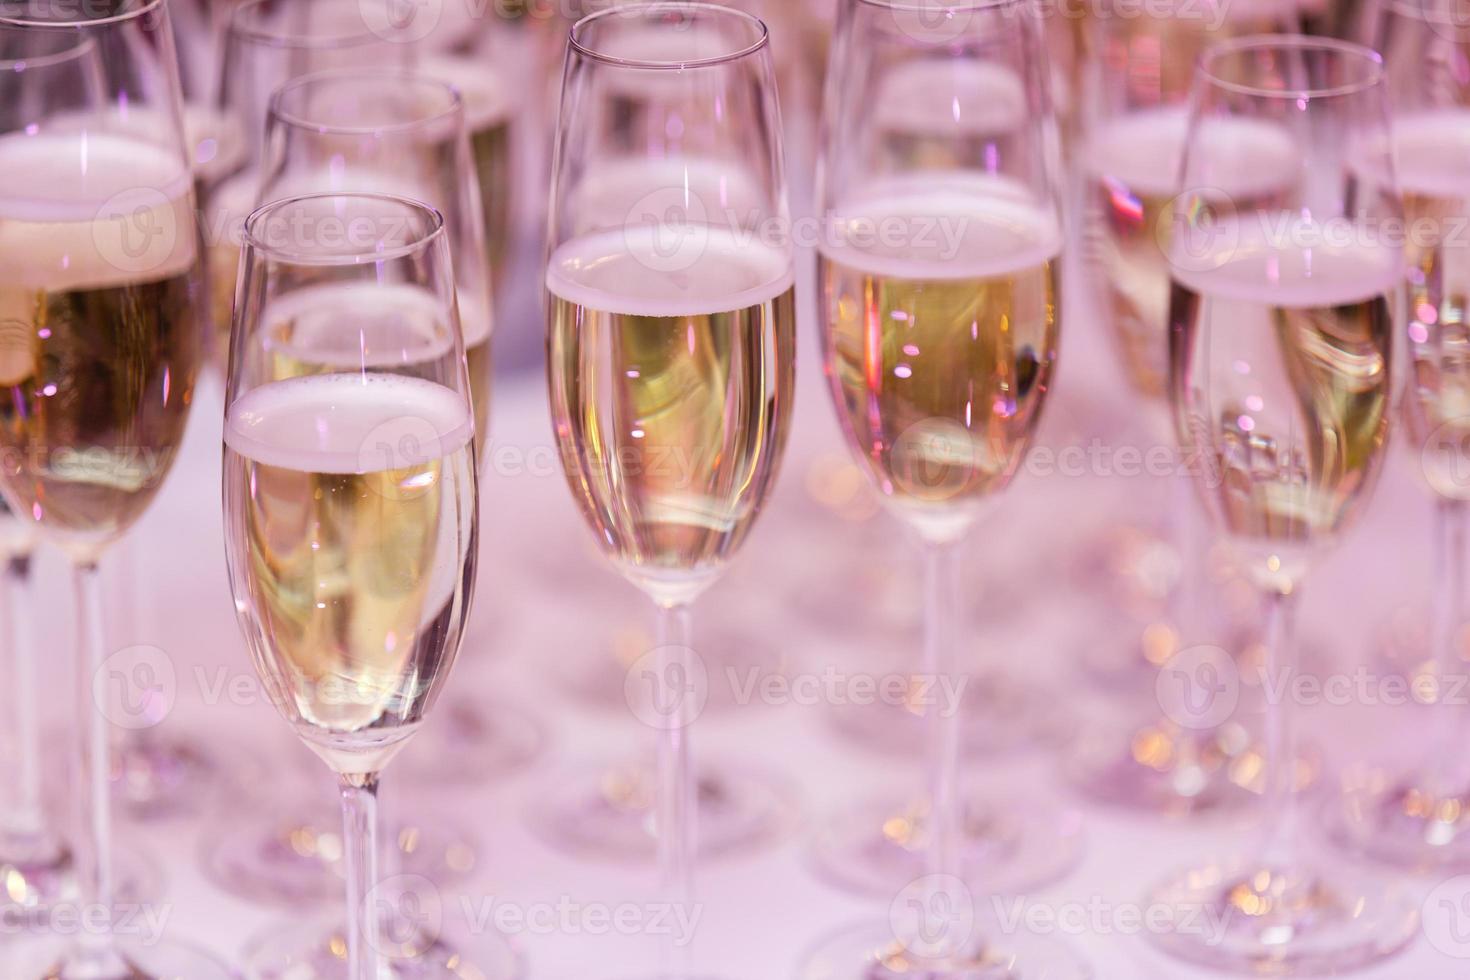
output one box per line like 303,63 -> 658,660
819,190 -> 1061,540
470,117 -> 514,299
1170,226 -> 1397,590
546,233 -> 796,605
0,137 -> 201,560
223,375 -> 477,776
1394,113 -> 1470,500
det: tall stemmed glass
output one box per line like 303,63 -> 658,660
804,0 -> 1085,920
1065,0 -> 1304,816
0,2 -> 230,977
224,192 -> 480,980
1334,0 -> 1470,869
545,3 -> 796,973
1148,36 -> 1418,973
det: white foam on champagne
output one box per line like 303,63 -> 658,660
1392,109 -> 1470,200
419,55 -> 513,130
1172,214 -> 1404,307
820,175 -> 1062,282
1090,108 -> 1299,200
0,130 -> 196,289
226,373 -> 473,474
546,225 -> 794,318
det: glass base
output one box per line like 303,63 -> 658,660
528,761 -> 796,860
112,732 -> 220,820
809,792 -> 1083,898
200,805 -> 479,904
1,935 -> 232,979
396,696 -> 546,786
1332,772 -> 1470,871
0,839 -> 160,923
827,672 -> 1074,759
242,914 -> 520,979
1064,720 -> 1264,816
1146,857 -> 1418,974
799,918 -> 1091,979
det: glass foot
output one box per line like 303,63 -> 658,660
112,732 -> 220,819
528,761 -> 796,860
1332,771 -> 1470,871
1146,858 -> 1418,974
397,696 -> 546,785
1,839 -> 161,922
1064,720 -> 1266,816
799,918 -> 1091,979
809,792 -> 1083,898
201,805 -> 478,904
828,674 -> 1074,759
242,912 -> 520,979
1,935 -> 233,979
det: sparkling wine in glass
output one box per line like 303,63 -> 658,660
223,192 -> 482,980
0,2 -> 230,976
1147,35 -> 1418,974
800,2 -> 1090,955
544,4 -> 797,974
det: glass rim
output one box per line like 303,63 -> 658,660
1198,35 -> 1385,101
855,0 -> 1024,10
570,2 -> 769,70
229,0 -> 385,51
1385,0 -> 1468,24
270,69 -> 464,137
242,191 -> 446,266
0,31 -> 93,68
0,0 -> 162,29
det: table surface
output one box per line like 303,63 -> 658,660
3,197 -> 1463,980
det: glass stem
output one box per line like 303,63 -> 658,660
71,559 -> 128,975
1429,498 -> 1468,794
656,599 -> 695,977
923,537 -> 962,954
2,550 -> 45,846
341,774 -> 383,980
1257,583 -> 1300,870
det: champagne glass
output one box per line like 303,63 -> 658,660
207,0 -> 413,366
1147,36 -> 1418,973
545,3 -> 796,974
537,2 -> 799,881
1064,0 -> 1306,816
223,191 -> 487,980
199,71 -> 515,924
1332,0 -> 1470,869
802,0 -> 1087,928
0,2 -> 230,976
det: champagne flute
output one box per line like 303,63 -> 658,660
1148,36 -> 1417,972
207,0 -> 413,366
802,0 -> 1086,928
545,4 -> 796,974
1332,0 -> 1470,869
539,0 -> 799,870
0,2 -> 230,976
223,191 -> 481,980
1065,0 -> 1305,816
